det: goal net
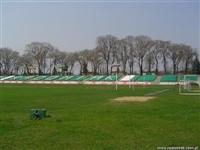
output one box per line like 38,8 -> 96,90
179,79 -> 200,95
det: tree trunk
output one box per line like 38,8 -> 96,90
80,65 -> 83,75
148,62 -> 151,73
122,62 -> 126,75
38,63 -> 42,75
52,66 -> 57,75
129,65 -> 132,75
93,65 -> 97,75
173,62 -> 176,74
163,57 -> 167,73
83,63 -> 88,75
106,61 -> 109,75
155,58 -> 158,75
139,59 -> 143,75
140,64 -> 143,75
185,60 -> 188,74
129,60 -> 134,75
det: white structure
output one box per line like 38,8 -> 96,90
179,79 -> 200,95
120,75 -> 135,82
0,76 -> 14,81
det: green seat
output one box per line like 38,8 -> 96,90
14,76 -> 24,80
160,75 -> 177,82
180,75 -> 198,81
104,75 -> 117,81
0,76 -> 5,79
57,76 -> 70,80
30,109 -> 46,119
131,75 -> 156,82
14,76 -> 35,81
70,76 -> 89,81
68,75 -> 82,81
65,76 -> 74,81
31,76 -> 48,80
44,76 -> 60,81
89,75 -> 106,81
131,75 -> 141,81
3,76 -> 15,80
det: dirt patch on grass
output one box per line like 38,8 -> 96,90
112,96 -> 155,103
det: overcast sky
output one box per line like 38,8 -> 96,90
0,0 -> 199,53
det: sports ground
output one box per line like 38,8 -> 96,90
0,84 -> 199,149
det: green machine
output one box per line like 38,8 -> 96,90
30,109 -> 47,119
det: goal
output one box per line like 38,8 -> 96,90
179,79 -> 200,95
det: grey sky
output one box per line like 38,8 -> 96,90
0,0 -> 199,53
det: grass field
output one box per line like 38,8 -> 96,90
0,84 -> 199,149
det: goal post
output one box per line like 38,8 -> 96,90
111,64 -> 120,91
178,77 -> 200,95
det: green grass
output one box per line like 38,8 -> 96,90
0,84 -> 199,150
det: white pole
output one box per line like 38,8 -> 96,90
116,73 -> 118,91
184,75 -> 188,90
111,64 -> 120,91
143,74 -> 144,88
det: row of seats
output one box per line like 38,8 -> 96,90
0,75 -> 118,81
160,75 -> 177,82
132,75 -> 156,82
0,74 -> 198,82
122,74 -> 198,82
160,74 -> 198,82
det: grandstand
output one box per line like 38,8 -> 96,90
88,75 -> 107,81
179,74 -> 198,81
160,75 -> 177,82
14,76 -> 35,81
0,74 -> 199,86
69,75 -> 89,81
131,75 -> 141,81
31,76 -> 48,81
44,76 -> 60,81
0,76 -> 15,81
57,76 -> 74,81
136,75 -> 156,82
103,75 -> 118,81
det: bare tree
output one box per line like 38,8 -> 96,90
0,48 -> 3,75
160,41 -> 170,73
18,53 -> 34,75
25,42 -> 54,75
77,49 -> 90,75
192,52 -> 200,74
48,49 -> 66,75
0,35 -> 197,75
96,35 -> 118,75
116,39 -> 129,74
124,36 -> 135,74
64,52 -> 77,74
150,40 -> 163,74
181,45 -> 195,74
0,48 -> 19,75
88,48 -> 102,75
134,35 -> 153,75
145,50 -> 155,73
169,43 -> 184,74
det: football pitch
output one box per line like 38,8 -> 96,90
0,84 -> 199,149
